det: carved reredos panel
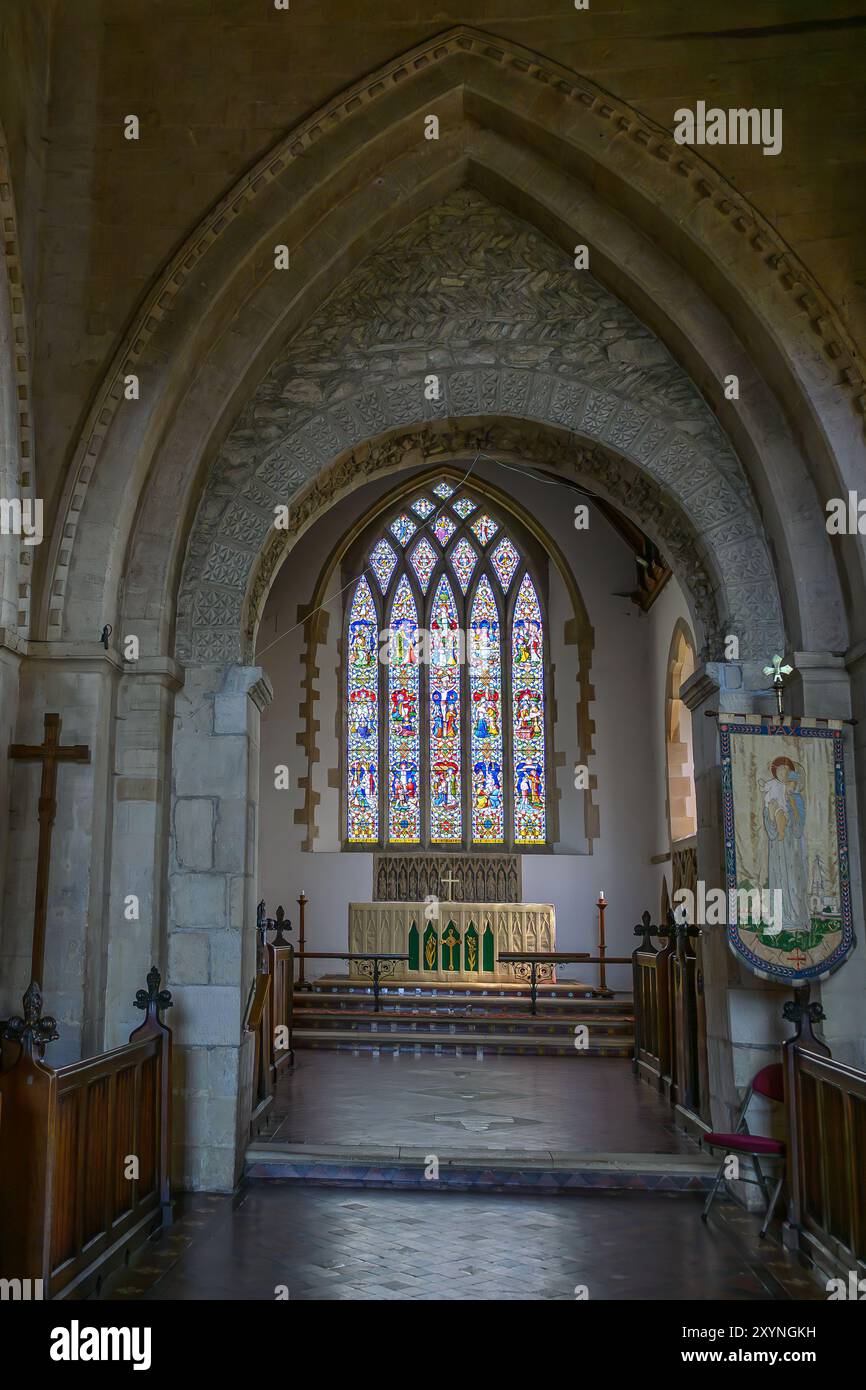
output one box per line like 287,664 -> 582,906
374,854 -> 521,905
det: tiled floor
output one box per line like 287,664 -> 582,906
261,1051 -> 697,1154
104,1186 -> 822,1302
99,1055 -> 821,1303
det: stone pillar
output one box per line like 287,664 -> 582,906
847,639 -> 866,1069
793,651 -> 865,1067
168,662 -> 272,1192
681,661 -> 789,1134
104,657 -> 183,1049
683,652 -> 866,1134
0,634 -> 23,1004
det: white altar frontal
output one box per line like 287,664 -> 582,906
348,901 -> 555,983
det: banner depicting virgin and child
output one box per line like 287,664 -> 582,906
720,722 -> 855,983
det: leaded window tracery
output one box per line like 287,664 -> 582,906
345,482 -> 549,849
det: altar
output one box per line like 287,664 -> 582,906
347,901 -> 555,983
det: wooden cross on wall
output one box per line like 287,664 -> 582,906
8,713 -> 90,984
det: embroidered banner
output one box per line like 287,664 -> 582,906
720,722 -> 854,982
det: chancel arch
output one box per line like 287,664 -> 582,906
42,28 -> 857,668
10,26 -> 865,1198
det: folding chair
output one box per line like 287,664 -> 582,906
700,1062 -> 785,1238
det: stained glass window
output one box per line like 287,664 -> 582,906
432,514 -> 456,547
409,536 -> 437,594
387,575 -> 420,843
490,536 -> 520,592
346,577 -> 379,843
347,494 -> 548,850
449,537 -> 477,593
369,538 -> 397,593
512,574 -> 546,845
471,513 -> 498,546
469,577 -> 503,843
390,513 -> 417,547
452,496 -> 477,519
429,576 -> 462,843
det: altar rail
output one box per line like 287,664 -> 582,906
785,1041 -> 866,1277
0,971 -> 172,1300
348,901 -> 555,982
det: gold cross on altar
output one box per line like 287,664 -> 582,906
440,866 -> 461,899
442,926 -> 460,971
9,713 -> 90,983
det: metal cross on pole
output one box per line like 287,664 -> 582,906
763,654 -> 793,721
8,713 -> 90,984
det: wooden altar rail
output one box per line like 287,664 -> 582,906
785,1042 -> 866,1277
0,971 -> 172,1300
247,905 -> 295,1135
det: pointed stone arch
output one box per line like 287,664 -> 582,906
18,25 -> 866,1193
39,25 -> 857,665
176,190 -> 783,668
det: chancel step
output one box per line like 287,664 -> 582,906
293,976 -> 633,1055
244,1143 -> 716,1193
307,975 -> 612,999
294,1010 -> 633,1037
296,995 -> 631,1017
294,1029 -> 632,1057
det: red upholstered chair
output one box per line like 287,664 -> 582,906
700,1063 -> 785,1238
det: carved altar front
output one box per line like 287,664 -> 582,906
348,901 -> 555,983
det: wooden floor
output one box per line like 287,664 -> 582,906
259,1051 -> 697,1155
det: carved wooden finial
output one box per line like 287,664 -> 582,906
783,994 -> 826,1043
3,980 -> 59,1056
272,905 -> 292,947
633,910 -> 655,948
134,966 -> 173,1019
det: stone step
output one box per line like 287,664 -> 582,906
296,989 -> 632,1016
244,1141 -> 715,1194
292,1009 -> 633,1036
307,975 -> 622,1001
292,1027 -> 634,1056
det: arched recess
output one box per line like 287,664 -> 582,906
283,462 -> 599,853
666,619 -> 697,844
39,24 -> 859,668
